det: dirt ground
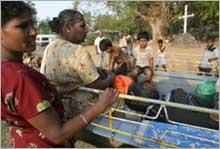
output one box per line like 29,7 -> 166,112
1,41 -> 219,148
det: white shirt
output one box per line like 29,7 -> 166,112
200,46 -> 219,68
157,49 -> 166,58
133,46 -> 153,67
119,36 -> 127,51
94,36 -> 105,53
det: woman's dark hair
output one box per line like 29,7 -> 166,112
99,39 -> 113,52
1,1 -> 36,27
137,31 -> 150,41
48,9 -> 84,34
157,39 -> 163,44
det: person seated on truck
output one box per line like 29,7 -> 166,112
99,39 -> 132,75
198,36 -> 219,76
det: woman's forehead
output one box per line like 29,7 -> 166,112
12,15 -> 33,22
2,15 -> 33,27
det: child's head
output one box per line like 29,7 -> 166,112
137,31 -> 150,48
98,31 -> 103,37
143,66 -> 154,82
135,66 -> 143,75
206,36 -> 215,49
99,39 -> 113,53
119,32 -> 124,38
157,39 -> 163,47
127,66 -> 142,82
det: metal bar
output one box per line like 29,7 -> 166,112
89,122 -> 177,148
112,106 -> 164,120
101,112 -> 219,133
79,87 -> 219,115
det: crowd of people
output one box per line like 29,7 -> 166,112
94,31 -> 219,77
1,1 -> 219,148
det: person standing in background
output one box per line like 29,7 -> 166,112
155,39 -> 167,72
94,31 -> 105,67
118,32 -> 127,52
125,32 -> 133,60
198,37 -> 219,76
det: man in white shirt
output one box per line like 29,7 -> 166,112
118,32 -> 127,52
94,31 -> 105,67
132,31 -> 154,81
125,32 -> 133,59
198,37 -> 219,76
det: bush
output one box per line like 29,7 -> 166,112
83,34 -> 97,45
206,32 -> 219,39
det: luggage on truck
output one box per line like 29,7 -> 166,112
165,88 -> 218,130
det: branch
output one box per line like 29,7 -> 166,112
133,10 -> 152,22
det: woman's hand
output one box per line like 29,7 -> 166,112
96,88 -> 119,112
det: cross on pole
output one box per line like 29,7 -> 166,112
178,5 -> 194,33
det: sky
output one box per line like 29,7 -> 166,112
32,0 -> 112,20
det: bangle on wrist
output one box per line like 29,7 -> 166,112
80,114 -> 88,125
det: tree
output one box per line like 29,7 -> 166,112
37,18 -> 52,34
169,1 -> 219,40
108,1 -> 169,41
82,11 -> 94,31
93,14 -> 117,31
73,0 -> 80,10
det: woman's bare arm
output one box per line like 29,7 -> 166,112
28,88 -> 118,145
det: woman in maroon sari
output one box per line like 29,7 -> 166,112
1,1 -> 118,148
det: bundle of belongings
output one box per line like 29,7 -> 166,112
113,75 -> 219,130
164,88 -> 218,130
146,80 -> 219,130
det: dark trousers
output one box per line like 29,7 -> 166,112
115,63 -> 128,75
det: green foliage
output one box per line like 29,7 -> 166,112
73,0 -> 80,10
37,18 -> 52,34
107,1 -> 169,40
94,14 -> 117,31
82,11 -> 93,31
73,1 -> 218,41
168,1 -> 219,40
84,33 -> 97,45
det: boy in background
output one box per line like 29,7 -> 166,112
198,36 -> 219,76
155,39 -> 167,72
132,31 -> 154,81
99,39 -> 131,75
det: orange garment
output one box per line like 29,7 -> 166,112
113,75 -> 134,94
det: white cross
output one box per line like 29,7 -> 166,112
178,5 -> 194,33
